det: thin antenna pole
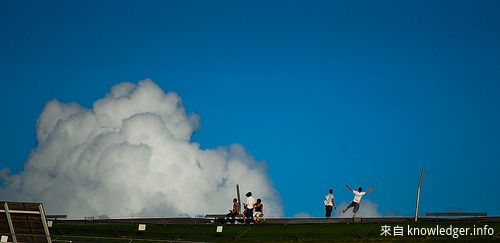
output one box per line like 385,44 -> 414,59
236,184 -> 241,212
415,167 -> 424,222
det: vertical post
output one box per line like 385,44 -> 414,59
415,167 -> 424,222
4,203 -> 17,243
236,184 -> 241,212
38,204 -> 52,243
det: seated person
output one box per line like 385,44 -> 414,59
253,198 -> 264,223
241,204 -> 247,222
226,198 -> 240,223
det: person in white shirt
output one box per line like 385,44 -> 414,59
342,184 -> 375,219
244,192 -> 256,224
323,188 -> 336,218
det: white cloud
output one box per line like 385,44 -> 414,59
0,79 -> 283,218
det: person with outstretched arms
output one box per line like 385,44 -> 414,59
342,184 -> 375,219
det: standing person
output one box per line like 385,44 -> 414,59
226,198 -> 240,224
324,188 -> 336,218
244,192 -> 256,224
342,184 -> 375,219
253,198 -> 264,223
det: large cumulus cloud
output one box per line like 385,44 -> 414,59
0,79 -> 282,218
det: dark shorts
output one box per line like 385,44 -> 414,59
325,205 -> 333,217
245,208 -> 254,223
347,201 -> 360,213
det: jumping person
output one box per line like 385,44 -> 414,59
226,198 -> 240,224
323,188 -> 336,218
244,192 -> 256,224
342,184 -> 375,219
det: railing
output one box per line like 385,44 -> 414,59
0,201 -> 52,243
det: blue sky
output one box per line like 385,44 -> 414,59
1,0 -> 499,217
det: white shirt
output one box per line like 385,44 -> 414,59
352,191 -> 366,203
245,196 -> 256,209
324,194 -> 334,206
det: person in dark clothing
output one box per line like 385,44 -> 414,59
253,198 -> 264,223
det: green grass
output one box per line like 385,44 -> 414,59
50,222 -> 500,242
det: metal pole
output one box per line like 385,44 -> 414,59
4,203 -> 18,243
415,167 -> 424,222
236,184 -> 241,212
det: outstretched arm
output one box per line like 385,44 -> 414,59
345,184 -> 354,193
365,184 -> 376,194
